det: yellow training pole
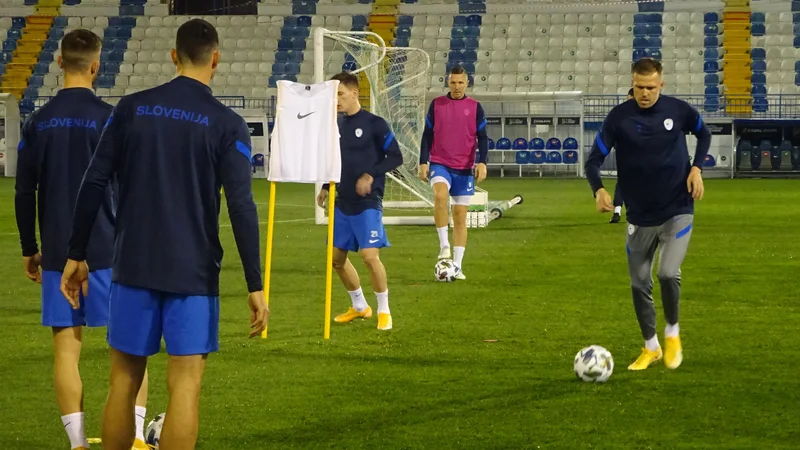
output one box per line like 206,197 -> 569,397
261,181 -> 277,339
324,182 -> 336,340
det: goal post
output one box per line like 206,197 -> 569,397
313,27 -> 438,226
0,93 -> 21,177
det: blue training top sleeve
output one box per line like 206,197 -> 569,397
419,100 -> 435,164
367,117 -> 403,178
682,102 -> 712,170
584,114 -> 616,196
220,115 -> 263,293
67,103 -> 125,261
476,102 -> 488,164
14,117 -> 39,257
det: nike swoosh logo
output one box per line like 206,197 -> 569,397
297,112 -> 315,119
369,239 -> 379,243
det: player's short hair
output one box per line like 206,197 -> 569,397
331,71 -> 359,90
449,65 -> 467,76
627,88 -> 634,96
60,29 -> 102,73
175,18 -> 219,65
631,58 -> 662,75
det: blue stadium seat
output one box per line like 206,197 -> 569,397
515,151 -> 530,164
395,27 -> 411,39
706,12 -> 721,23
278,38 -> 293,51
452,27 -> 466,39
465,37 -> 478,49
53,16 -> 69,27
563,150 -> 579,164
393,37 -> 409,47
0,63 -> 5,75
103,62 -> 120,75
20,99 -> 35,115
397,15 -> 413,26
633,37 -> 648,49
753,97 -> 768,113
495,137 -> 511,149
465,26 -> 480,38
705,73 -> 720,85
530,151 -> 546,164
0,52 -> 11,63
450,38 -> 465,50
512,137 -> 527,150
702,154 -> 716,168
633,14 -> 649,24
751,23 -> 765,36
546,151 -> 562,164
634,24 -> 648,37
645,48 -> 662,60
8,28 -> 22,40
34,62 -> 50,74
453,16 -> 467,27
704,36 -> 719,47
251,154 -> 265,173
28,75 -> 44,88
529,137 -> 545,150
272,62 -> 286,74
752,60 -> 766,72
705,86 -> 720,96
752,84 -> 767,96
12,17 -> 26,29
49,28 -> 65,40
545,137 -> 561,150
703,61 -> 719,73
751,48 -> 765,60
647,24 -> 661,35
704,96 -> 720,112
704,24 -> 719,35
466,14 -> 481,26
285,62 -> 300,74
633,49 -> 646,61
563,137 -> 578,150
751,73 -> 766,85
352,15 -> 368,28
3,40 -> 17,51
736,139 -> 753,170
23,87 -> 38,99
704,48 -> 719,60
487,138 -> 494,150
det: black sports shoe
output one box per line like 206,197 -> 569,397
609,212 -> 621,224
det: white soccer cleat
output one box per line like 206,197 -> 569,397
438,246 -> 451,259
455,267 -> 466,280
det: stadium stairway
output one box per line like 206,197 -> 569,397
1,14 -> 54,112
723,0 -> 754,114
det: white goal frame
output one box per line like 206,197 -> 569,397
312,27 -> 435,225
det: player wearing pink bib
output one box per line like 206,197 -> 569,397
418,66 -> 489,279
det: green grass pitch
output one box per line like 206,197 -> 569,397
1,177 -> 799,449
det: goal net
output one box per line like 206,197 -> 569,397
312,27 -> 489,226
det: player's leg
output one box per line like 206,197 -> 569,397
353,208 -> 391,330
611,183 -> 623,223
656,214 -> 693,369
449,172 -> 474,279
159,293 -> 219,449
332,208 -> 372,322
103,283 -> 163,450
626,225 -> 663,370
42,270 -> 90,449
429,164 -> 453,259
86,268 -> 151,447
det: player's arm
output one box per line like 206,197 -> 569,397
683,102 -> 712,170
419,101 -> 435,165
67,106 -> 124,263
14,119 -> 42,282
220,118 -> 263,294
584,117 -> 616,196
368,118 -> 403,177
475,103 -> 489,165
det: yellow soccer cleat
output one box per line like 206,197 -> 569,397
664,336 -> 683,369
627,347 -> 663,371
334,306 -> 373,323
377,313 -> 392,330
132,438 -> 149,450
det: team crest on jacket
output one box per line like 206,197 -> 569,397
355,128 -> 363,137
664,118 -> 673,130
464,109 -> 469,115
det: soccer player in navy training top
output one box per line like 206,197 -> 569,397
14,29 -> 150,450
316,72 -> 403,331
60,20 -> 268,449
418,65 -> 489,279
609,87 -> 635,224
585,58 -> 710,372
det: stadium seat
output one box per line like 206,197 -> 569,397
515,151 -> 530,164
530,151 -> 546,164
495,137 -> 511,149
487,138 -> 494,150
563,137 -> 579,150
529,137 -> 545,150
702,154 -> 716,168
778,141 -> 793,170
512,137 -> 527,150
758,140 -> 773,171
546,137 -> 561,150
546,151 -> 562,164
736,140 -> 752,171
563,150 -> 579,164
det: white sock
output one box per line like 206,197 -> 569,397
376,290 -> 389,314
348,287 -> 368,312
614,206 -> 621,214
61,412 -> 88,449
665,323 -> 680,338
436,226 -> 449,250
645,335 -> 660,352
135,405 -> 147,442
453,246 -> 465,268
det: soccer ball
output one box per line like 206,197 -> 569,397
574,345 -> 614,383
145,413 -> 165,448
434,258 -> 459,282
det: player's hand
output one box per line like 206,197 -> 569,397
23,253 -> 42,284
687,166 -> 704,200
594,188 -> 613,213
356,174 -> 373,197
248,291 -> 269,338
316,189 -> 328,208
60,259 -> 89,310
418,163 -> 429,181
475,163 -> 487,184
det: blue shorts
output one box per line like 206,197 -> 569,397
332,207 -> 390,252
42,269 -> 112,328
429,164 -> 474,203
107,283 -> 220,357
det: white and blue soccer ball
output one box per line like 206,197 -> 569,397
145,413 -> 165,448
434,258 -> 459,282
574,345 -> 614,383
